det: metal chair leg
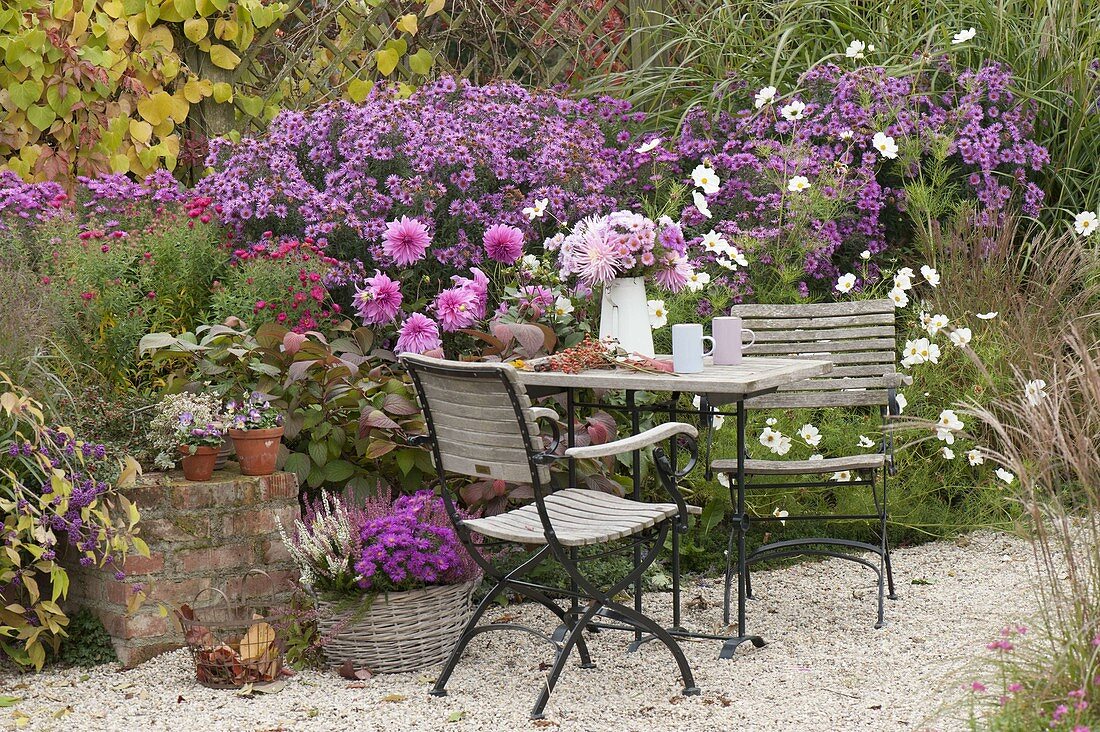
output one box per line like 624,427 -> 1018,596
530,602 -> 602,719
431,580 -> 509,697
602,598 -> 699,696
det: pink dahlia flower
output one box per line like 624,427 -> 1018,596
483,224 -> 525,264
395,313 -> 442,354
353,270 -> 403,325
450,267 -> 489,318
382,216 -> 431,266
570,219 -> 626,286
653,252 -> 692,292
434,286 -> 479,332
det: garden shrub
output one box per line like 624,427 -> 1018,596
52,608 -> 116,667
0,374 -> 147,669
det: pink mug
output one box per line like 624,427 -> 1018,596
713,316 -> 756,365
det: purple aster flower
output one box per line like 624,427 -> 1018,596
395,313 -> 442,354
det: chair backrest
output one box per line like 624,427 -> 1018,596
729,299 -> 897,409
400,354 -> 551,485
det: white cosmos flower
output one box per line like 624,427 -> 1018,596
860,249 -> 871,260
781,100 -> 806,121
888,287 -> 909,307
920,264 -> 941,286
967,449 -> 984,466
927,313 -> 949,335
952,27 -> 977,44
901,338 -> 927,368
835,272 -> 857,293
691,164 -> 721,194
766,417 -> 777,426
799,424 -> 822,447
685,270 -> 711,292
831,471 -> 852,482
717,472 -> 730,488
553,295 -> 574,317
808,453 -> 824,461
839,129 -> 854,140
787,175 -> 811,193
700,230 -> 732,255
1024,379 -> 1048,406
872,131 -> 899,159
759,427 -> 784,452
754,85 -> 777,108
647,299 -> 668,329
845,39 -> 867,59
731,248 -> 748,267
897,266 -> 915,278
942,446 -> 955,459
775,435 -> 793,455
772,507 -> 789,525
522,253 -> 540,270
949,327 -> 972,347
635,137 -> 662,154
995,467 -> 1015,484
716,257 -> 736,270
920,340 -> 940,364
976,312 -> 998,320
920,311 -> 933,329
894,393 -> 907,414
1073,211 -> 1098,236
712,414 -> 725,430
857,435 -> 876,448
894,272 -> 914,291
522,198 -> 549,220
936,428 -> 957,445
938,409 -> 964,432
692,190 -> 712,219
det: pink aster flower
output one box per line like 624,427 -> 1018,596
395,313 -> 441,354
382,216 -> 431,266
653,252 -> 692,292
434,286 -> 479,332
483,224 -> 525,264
353,271 -> 404,325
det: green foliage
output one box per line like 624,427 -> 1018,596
583,0 -> 1100,219
52,608 -> 117,667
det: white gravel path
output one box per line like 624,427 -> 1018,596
1,530 -> 1038,732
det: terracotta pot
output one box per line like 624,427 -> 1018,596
180,445 -> 219,482
228,426 -> 284,476
213,435 -> 233,470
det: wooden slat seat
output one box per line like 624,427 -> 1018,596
711,453 -> 885,476
462,489 -> 701,547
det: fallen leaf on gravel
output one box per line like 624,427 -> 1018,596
955,536 -> 971,547
381,694 -> 407,702
416,674 -> 435,684
0,696 -> 19,707
337,660 -> 371,681
235,683 -> 255,697
446,711 -> 467,722
79,674 -> 90,682
492,613 -> 520,623
538,661 -> 552,671
252,681 -> 287,694
912,578 -> 932,585
685,594 -> 708,611
345,683 -> 369,689
12,710 -> 30,728
531,720 -> 557,728
52,706 -> 72,719
670,695 -> 684,704
871,704 -> 882,709
177,695 -> 186,703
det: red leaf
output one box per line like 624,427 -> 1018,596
585,411 -> 618,445
382,393 -> 420,416
361,409 -> 400,431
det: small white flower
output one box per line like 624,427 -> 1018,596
901,338 -> 927,368
781,100 -> 806,121
799,424 -> 822,447
691,164 -> 722,194
685,270 -> 711,292
717,472 -> 730,488
754,85 -> 777,108
920,340 -> 940,364
942,446 -> 955,460
888,287 -> 909,307
1024,379 -> 1048,406
766,417 -> 778,426
995,467 -> 1015,484
967,449 -> 984,466
522,253 -> 541,270
731,248 -> 748,267
976,312 -> 998,320
952,27 -> 977,44
927,313 -> 949,335
920,264 -> 940,287
692,395 -> 703,409
857,435 -> 875,448
787,175 -> 811,193
647,299 -> 668,329
831,471 -> 852,482
712,414 -> 725,430
1073,211 -> 1098,236
872,131 -> 899,159
938,409 -> 964,432
835,272 -> 857,293
949,327 -> 972,347
894,393 -> 907,414
808,453 -> 824,461
894,272 -> 914,291
522,197 -> 549,220
897,266 -> 915,278
553,295 -> 574,317
845,39 -> 867,59
772,507 -> 789,525
716,256 -> 736,270
775,435 -> 793,456
839,129 -> 854,140
692,190 -> 712,219
759,427 -> 783,452
859,249 -> 871,260
936,428 -> 956,445
700,230 -> 732,255
635,137 -> 662,154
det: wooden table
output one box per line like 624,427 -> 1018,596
516,356 -> 832,658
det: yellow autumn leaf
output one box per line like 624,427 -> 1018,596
208,44 -> 241,70
183,78 -> 213,103
128,118 -> 153,144
347,78 -> 373,103
425,0 -> 446,16
183,17 -> 208,43
127,13 -> 149,41
212,82 -> 233,103
141,24 -> 173,51
396,13 -> 417,35
136,91 -> 173,125
375,48 -> 399,76
214,17 -> 238,41
169,93 -> 190,122
101,0 -> 123,18
109,153 -> 129,173
69,10 -> 90,39
105,19 -> 129,49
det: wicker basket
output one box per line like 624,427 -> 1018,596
316,580 -> 478,673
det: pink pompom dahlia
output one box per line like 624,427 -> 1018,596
382,216 -> 431,266
483,224 -> 525,264
395,313 -> 442,354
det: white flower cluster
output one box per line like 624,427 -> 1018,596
149,392 -> 223,470
699,231 -> 748,271
276,491 -> 362,592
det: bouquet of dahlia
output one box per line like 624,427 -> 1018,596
553,210 -> 693,291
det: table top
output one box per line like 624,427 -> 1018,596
516,356 -> 831,401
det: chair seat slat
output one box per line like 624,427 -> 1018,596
751,325 -> 895,342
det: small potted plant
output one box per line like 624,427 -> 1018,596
151,393 -> 226,473
224,391 -> 284,476
278,490 -> 481,673
178,419 -> 226,482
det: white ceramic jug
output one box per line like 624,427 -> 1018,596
598,277 -> 655,357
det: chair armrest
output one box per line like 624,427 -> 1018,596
564,422 -> 698,460
529,407 -> 560,422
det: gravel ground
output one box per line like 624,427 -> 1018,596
1,530 -> 1038,732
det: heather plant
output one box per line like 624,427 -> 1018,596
0,374 -> 147,669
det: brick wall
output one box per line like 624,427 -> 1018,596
63,469 -> 301,667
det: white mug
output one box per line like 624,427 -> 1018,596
713,316 -> 756,365
672,324 -> 714,373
